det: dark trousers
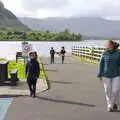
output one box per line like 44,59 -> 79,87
62,56 -> 65,64
51,55 -> 54,64
27,79 -> 37,97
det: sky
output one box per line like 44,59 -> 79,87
2,0 -> 120,19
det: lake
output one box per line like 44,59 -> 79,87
0,40 -> 119,60
0,41 -> 81,60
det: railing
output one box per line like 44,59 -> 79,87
72,46 -> 105,63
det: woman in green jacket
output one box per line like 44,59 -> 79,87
98,40 -> 120,112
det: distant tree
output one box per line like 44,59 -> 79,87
64,28 -> 71,34
0,30 -> 82,41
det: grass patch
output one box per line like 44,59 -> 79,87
0,58 -> 46,80
8,61 -> 45,80
0,58 -> 7,61
39,57 -> 48,81
40,71 -> 46,79
73,55 -> 99,64
8,61 -> 26,79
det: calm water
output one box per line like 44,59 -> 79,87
0,40 -> 119,60
0,41 -> 81,60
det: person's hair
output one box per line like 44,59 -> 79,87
108,40 -> 119,50
108,40 -> 115,46
114,42 -> 119,49
29,52 -> 38,59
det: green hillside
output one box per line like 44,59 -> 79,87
0,1 -> 29,30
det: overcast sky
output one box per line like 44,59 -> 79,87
2,0 -> 120,19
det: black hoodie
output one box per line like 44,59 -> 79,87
26,59 -> 40,81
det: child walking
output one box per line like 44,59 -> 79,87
26,52 -> 40,98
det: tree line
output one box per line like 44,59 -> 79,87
0,29 -> 82,41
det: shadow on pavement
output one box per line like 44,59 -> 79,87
45,69 -> 58,72
47,62 -> 75,65
50,80 -> 73,84
0,95 -> 28,98
37,96 -> 96,108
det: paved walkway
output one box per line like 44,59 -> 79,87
4,57 -> 120,120
0,79 -> 48,96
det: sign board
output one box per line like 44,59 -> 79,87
22,42 -> 32,57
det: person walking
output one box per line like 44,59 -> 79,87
98,40 -> 120,112
50,47 -> 55,64
60,46 -> 66,64
26,52 -> 40,98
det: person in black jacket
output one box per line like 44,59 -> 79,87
50,47 -> 55,64
26,52 -> 40,98
60,46 -> 66,64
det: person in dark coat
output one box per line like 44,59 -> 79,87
26,52 -> 40,98
50,47 -> 55,64
60,46 -> 66,64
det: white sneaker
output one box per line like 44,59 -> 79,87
113,104 -> 118,111
107,105 -> 113,112
117,106 -> 120,111
107,107 -> 113,112
113,104 -> 120,111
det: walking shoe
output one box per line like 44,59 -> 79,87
32,93 -> 36,98
107,107 -> 113,112
30,92 -> 33,97
117,106 -> 120,111
113,104 -> 118,111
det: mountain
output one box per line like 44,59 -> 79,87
0,1 -> 29,30
20,17 -> 120,38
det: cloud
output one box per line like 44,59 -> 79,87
2,0 -> 120,19
22,0 -> 68,11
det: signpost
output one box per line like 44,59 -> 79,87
22,42 -> 33,63
16,42 -> 33,63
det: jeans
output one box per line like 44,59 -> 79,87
104,77 -> 120,108
62,56 -> 65,64
51,55 -> 54,64
27,79 -> 37,97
